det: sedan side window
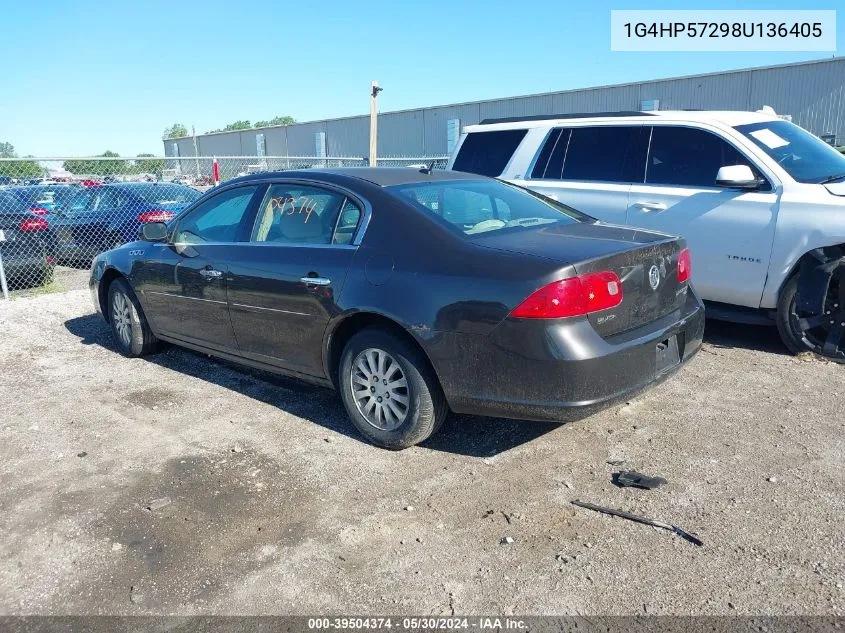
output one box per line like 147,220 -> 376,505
251,184 -> 360,245
646,126 -> 762,188
174,185 -> 259,244
333,199 -> 362,245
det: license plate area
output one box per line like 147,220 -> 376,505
655,335 -> 680,374
57,228 -> 73,244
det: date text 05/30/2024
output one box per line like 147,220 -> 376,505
308,617 -> 528,630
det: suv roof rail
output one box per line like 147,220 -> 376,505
478,111 -> 658,125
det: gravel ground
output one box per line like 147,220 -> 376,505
0,289 -> 842,615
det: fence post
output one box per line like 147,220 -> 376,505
192,126 -> 200,177
0,245 -> 9,301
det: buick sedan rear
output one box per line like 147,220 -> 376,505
90,168 -> 704,449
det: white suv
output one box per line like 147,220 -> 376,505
447,111 -> 845,362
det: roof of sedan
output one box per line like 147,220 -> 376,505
226,168 -> 483,188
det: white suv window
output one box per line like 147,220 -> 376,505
646,126 -> 762,188
735,120 -> 845,185
452,130 -> 527,177
531,126 -> 647,183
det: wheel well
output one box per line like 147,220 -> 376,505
779,244 -> 845,298
98,269 -> 125,322
325,312 -> 441,391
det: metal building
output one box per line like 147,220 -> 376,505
163,57 -> 845,159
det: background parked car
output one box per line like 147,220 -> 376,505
49,182 -> 201,265
8,184 -> 81,215
0,190 -> 56,287
449,110 -> 845,362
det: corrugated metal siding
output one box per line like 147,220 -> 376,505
423,103 -> 482,155
377,110 -> 426,155
637,72 -> 751,111
165,58 -> 845,156
750,60 -> 845,142
326,117 -> 369,156
195,133 -> 241,157
285,121 -> 327,155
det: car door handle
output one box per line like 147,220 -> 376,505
632,201 -> 668,212
301,276 -> 331,286
199,268 -> 223,279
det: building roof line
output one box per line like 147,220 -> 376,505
179,56 -> 841,140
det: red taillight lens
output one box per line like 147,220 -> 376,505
137,210 -> 176,223
677,248 -> 691,283
510,271 -> 623,319
29,206 -> 50,215
19,217 -> 49,231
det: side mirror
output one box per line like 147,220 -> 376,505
140,222 -> 168,242
715,165 -> 762,190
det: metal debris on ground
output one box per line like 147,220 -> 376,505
612,470 -> 667,490
500,536 -> 515,545
571,499 -> 703,547
145,497 -> 172,512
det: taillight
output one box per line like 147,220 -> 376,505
19,217 -> 49,231
29,206 -> 50,215
137,210 -> 176,223
510,271 -> 623,319
677,248 -> 691,283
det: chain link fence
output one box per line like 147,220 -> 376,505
0,155 -> 448,297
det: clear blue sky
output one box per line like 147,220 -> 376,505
0,0 -> 840,157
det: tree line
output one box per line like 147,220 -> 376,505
162,115 -> 296,139
0,142 -> 166,177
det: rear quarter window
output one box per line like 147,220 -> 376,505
452,129 -> 527,177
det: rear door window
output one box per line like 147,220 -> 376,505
535,129 -> 570,180
452,129 -> 527,177
646,126 -> 759,188
251,184 -> 357,245
561,126 -> 646,182
531,126 -> 647,183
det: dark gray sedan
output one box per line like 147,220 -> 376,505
90,168 -> 704,449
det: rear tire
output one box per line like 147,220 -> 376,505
338,328 -> 448,449
776,272 -> 845,363
106,278 -> 160,357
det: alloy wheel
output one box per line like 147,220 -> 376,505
350,348 -> 410,431
111,291 -> 133,348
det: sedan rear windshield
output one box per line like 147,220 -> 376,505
129,184 -> 201,205
734,120 -> 845,184
388,179 -> 589,236
11,186 -> 80,207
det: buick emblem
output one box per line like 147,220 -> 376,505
648,265 -> 661,290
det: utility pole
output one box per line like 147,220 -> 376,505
192,126 -> 200,177
369,81 -> 382,167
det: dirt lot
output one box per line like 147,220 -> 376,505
0,289 -> 842,615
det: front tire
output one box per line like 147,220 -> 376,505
776,272 -> 845,363
338,329 -> 448,449
107,278 -> 160,357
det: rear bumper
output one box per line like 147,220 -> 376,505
0,253 -> 54,277
433,287 -> 705,422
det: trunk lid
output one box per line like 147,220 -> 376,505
473,221 -> 688,337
